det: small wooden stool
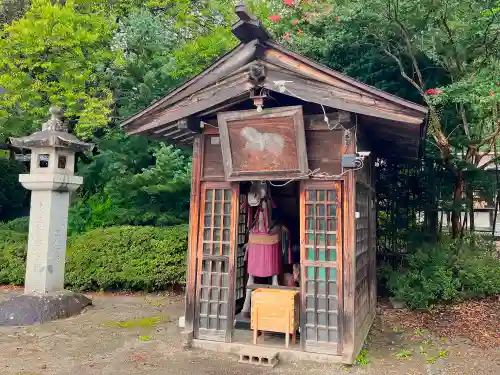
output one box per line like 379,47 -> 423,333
251,289 -> 300,348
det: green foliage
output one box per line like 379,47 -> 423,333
68,131 -> 191,234
0,159 -> 28,221
388,234 -> 500,309
0,225 -> 188,290
110,8 -> 178,120
109,0 -> 237,120
0,230 -> 27,285
355,349 -> 372,366
0,216 -> 29,233
0,0 -> 117,139
104,315 -> 165,328
65,225 -> 188,291
394,349 -> 413,359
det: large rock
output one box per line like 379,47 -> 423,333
0,290 -> 92,326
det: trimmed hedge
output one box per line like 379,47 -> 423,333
0,225 -> 188,291
0,216 -> 29,233
0,229 -> 28,285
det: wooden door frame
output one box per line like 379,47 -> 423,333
299,179 -> 344,354
193,181 -> 239,342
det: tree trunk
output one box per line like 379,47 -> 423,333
466,182 -> 475,232
424,159 -> 439,242
451,171 -> 464,238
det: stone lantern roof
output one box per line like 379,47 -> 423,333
9,106 -> 94,152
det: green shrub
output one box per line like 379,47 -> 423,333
0,216 -> 29,233
0,225 -> 188,291
389,234 -> 500,309
65,225 -> 188,291
0,159 -> 28,221
0,230 -> 28,284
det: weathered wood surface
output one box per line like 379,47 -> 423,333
185,136 -> 202,338
264,42 -> 427,116
306,129 -> 343,176
217,106 -> 308,181
200,114 -> 347,180
195,182 -> 237,342
299,180 -> 343,355
226,183 -> 239,342
202,135 -> 225,180
262,65 -> 423,125
128,71 -> 254,135
122,41 -> 259,130
341,132 -> 356,362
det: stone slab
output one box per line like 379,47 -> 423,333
0,290 -> 91,326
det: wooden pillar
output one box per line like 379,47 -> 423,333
342,131 -> 357,363
184,135 -> 202,341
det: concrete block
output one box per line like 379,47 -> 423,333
238,347 -> 279,367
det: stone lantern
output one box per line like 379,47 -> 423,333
9,107 -> 93,294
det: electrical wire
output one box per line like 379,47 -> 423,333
282,86 -> 354,132
269,159 -> 364,187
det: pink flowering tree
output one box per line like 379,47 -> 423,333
248,0 -> 499,237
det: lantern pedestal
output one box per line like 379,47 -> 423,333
3,106 -> 94,325
0,290 -> 91,326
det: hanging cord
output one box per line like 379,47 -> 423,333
269,159 -> 364,187
267,82 -> 363,187
282,86 -> 354,131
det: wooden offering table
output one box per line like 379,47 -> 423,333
251,288 -> 300,348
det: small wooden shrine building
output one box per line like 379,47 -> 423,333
123,5 -> 428,364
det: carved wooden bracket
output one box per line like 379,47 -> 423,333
249,64 -> 266,85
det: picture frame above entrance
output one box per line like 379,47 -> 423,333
217,106 -> 309,181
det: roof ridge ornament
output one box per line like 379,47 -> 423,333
232,3 -> 271,44
42,106 -> 68,132
9,105 -> 94,152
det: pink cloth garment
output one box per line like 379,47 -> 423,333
245,199 -> 282,277
247,241 -> 282,277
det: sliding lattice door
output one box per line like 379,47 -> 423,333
195,182 -> 238,342
236,193 -> 248,301
300,181 -> 342,354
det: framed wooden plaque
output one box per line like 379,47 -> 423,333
217,106 -> 309,181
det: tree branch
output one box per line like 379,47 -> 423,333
440,14 -> 463,74
383,46 -> 425,96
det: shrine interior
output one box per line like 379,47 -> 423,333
234,181 -> 302,347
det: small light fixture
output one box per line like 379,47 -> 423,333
250,88 -> 267,113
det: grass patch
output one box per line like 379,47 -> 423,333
355,349 -> 371,366
438,349 -> 448,358
103,314 -> 168,328
138,335 -> 153,341
146,298 -> 165,307
394,349 -> 412,359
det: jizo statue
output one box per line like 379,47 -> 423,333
241,181 -> 282,318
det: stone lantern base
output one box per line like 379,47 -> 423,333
0,290 -> 91,326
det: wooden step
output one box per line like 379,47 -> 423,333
238,347 -> 279,367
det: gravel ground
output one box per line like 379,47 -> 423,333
0,288 -> 498,375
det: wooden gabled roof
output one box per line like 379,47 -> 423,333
122,4 -> 428,158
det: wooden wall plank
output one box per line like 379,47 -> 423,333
202,135 -> 225,180
193,182 -> 208,338
307,129 -> 343,176
185,135 -> 202,340
226,183 -> 240,342
335,181 -> 344,355
263,68 -> 424,125
299,182 -> 307,351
